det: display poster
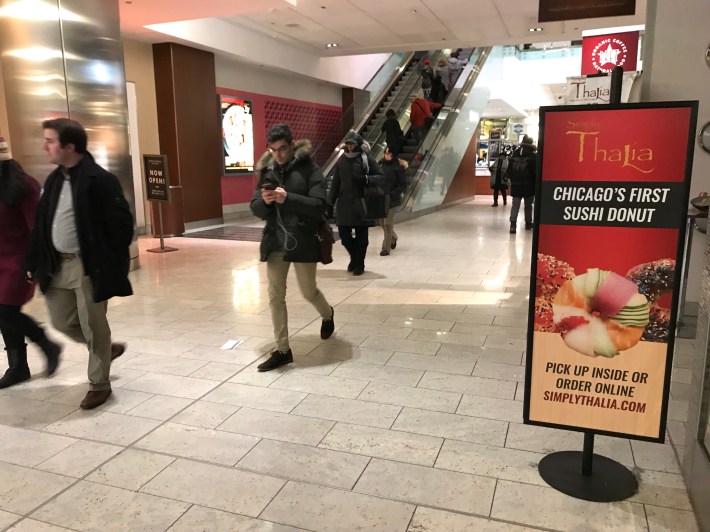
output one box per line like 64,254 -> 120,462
539,0 -> 635,22
525,103 -> 698,441
581,31 -> 639,75
143,154 -> 170,202
565,72 -> 639,105
221,96 -> 254,173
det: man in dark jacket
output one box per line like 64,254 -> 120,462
250,124 -> 334,372
376,148 -> 407,256
381,110 -> 404,157
506,135 -> 537,234
329,131 -> 384,276
25,118 -> 133,409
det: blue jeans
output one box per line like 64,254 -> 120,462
510,196 -> 533,225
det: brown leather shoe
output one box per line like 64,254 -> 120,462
111,343 -> 126,361
80,389 -> 112,410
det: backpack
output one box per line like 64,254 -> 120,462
506,151 -> 533,186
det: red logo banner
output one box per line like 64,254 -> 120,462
581,31 -> 639,75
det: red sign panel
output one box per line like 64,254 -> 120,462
524,103 -> 698,442
582,31 -> 639,75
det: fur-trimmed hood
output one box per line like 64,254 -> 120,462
256,139 -> 313,172
338,139 -> 372,154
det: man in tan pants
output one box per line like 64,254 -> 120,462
26,118 -> 133,409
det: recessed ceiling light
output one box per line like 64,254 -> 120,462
412,9 -> 417,13
529,27 -> 542,32
325,43 -> 339,48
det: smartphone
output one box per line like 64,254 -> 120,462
262,182 -> 276,190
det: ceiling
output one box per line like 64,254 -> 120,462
118,1 -> 646,118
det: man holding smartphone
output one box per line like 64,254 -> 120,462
250,124 -> 334,371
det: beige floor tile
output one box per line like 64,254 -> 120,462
134,422 -> 259,466
308,344 -> 393,364
436,439 -> 547,486
417,371 -> 517,400
35,440 -> 122,478
0,462 -> 74,514
505,422 -> 635,466
330,362 -> 423,386
120,373 -> 219,399
483,336 -> 528,351
358,382 -> 461,413
181,345 -> 265,365
7,519 -> 73,531
319,422 -> 442,466
170,400 -> 239,429
0,425 -> 76,468
393,408 -> 508,446
121,337 -> 195,357
408,507 -> 535,531
269,372 -> 368,399
117,353 -> 208,376
383,316 -> 455,331
361,335 -> 441,356
631,441 -> 681,474
491,480 -> 648,531
425,310 -> 494,325
387,352 -> 475,375
261,481 -> 414,532
0,511 -> 20,530
408,328 -> 487,347
645,505 -> 700,532
630,470 -> 693,511
141,458 -> 285,517
292,394 -> 401,428
238,439 -> 369,489
87,449 -> 176,491
0,395 -> 77,430
125,395 -> 193,420
31,480 -> 189,531
457,394 -> 523,422
44,409 -> 161,446
473,361 -> 526,382
2,378 -> 79,402
355,458 -> 496,515
202,382 -> 307,413
219,407 -> 334,446
96,388 -> 154,414
167,505 -> 303,531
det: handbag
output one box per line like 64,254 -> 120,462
360,182 -> 389,221
316,218 -> 335,264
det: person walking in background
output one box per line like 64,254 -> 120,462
488,151 -> 509,207
0,136 -> 61,388
419,59 -> 435,100
251,124 -> 334,372
329,131 -> 383,276
25,119 -> 133,409
381,109 -> 404,157
446,52 -> 462,90
409,91 -> 442,144
376,148 -> 407,256
435,58 -> 449,99
506,135 -> 537,233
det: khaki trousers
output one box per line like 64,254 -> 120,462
267,252 -> 331,352
44,257 -> 112,391
379,208 -> 398,251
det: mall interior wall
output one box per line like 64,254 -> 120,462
0,61 -> 8,142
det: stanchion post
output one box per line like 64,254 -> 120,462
582,432 -> 594,476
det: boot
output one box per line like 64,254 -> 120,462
36,337 -> 62,376
509,222 -> 517,234
0,346 -> 31,389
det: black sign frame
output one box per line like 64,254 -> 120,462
143,154 -> 170,203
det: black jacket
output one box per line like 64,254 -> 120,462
506,144 -> 537,198
26,153 -> 134,302
328,148 -> 383,227
250,140 -> 327,263
381,118 -> 404,153
374,158 -> 407,208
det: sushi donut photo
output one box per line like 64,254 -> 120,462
552,268 -> 650,358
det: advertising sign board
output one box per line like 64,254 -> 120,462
524,102 -> 698,441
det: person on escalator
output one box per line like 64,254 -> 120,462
409,91 -> 442,144
381,110 -> 404,157
419,59 -> 435,100
329,132 -> 384,276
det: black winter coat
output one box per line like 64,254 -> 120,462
25,153 -> 134,302
329,149 -> 383,227
250,140 -> 328,263
373,158 -> 407,208
381,118 -> 404,154
506,144 -> 537,198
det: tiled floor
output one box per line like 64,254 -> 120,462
0,198 -> 699,531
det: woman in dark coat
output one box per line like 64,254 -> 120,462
0,137 -> 61,388
381,110 -> 404,157
488,152 -> 509,207
375,149 -> 407,255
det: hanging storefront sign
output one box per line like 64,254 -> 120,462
524,102 -> 698,441
539,0 -> 636,22
581,31 -> 639,75
566,72 -> 639,105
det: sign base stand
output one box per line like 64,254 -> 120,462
538,433 -> 638,502
147,246 -> 178,254
146,202 -> 178,254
